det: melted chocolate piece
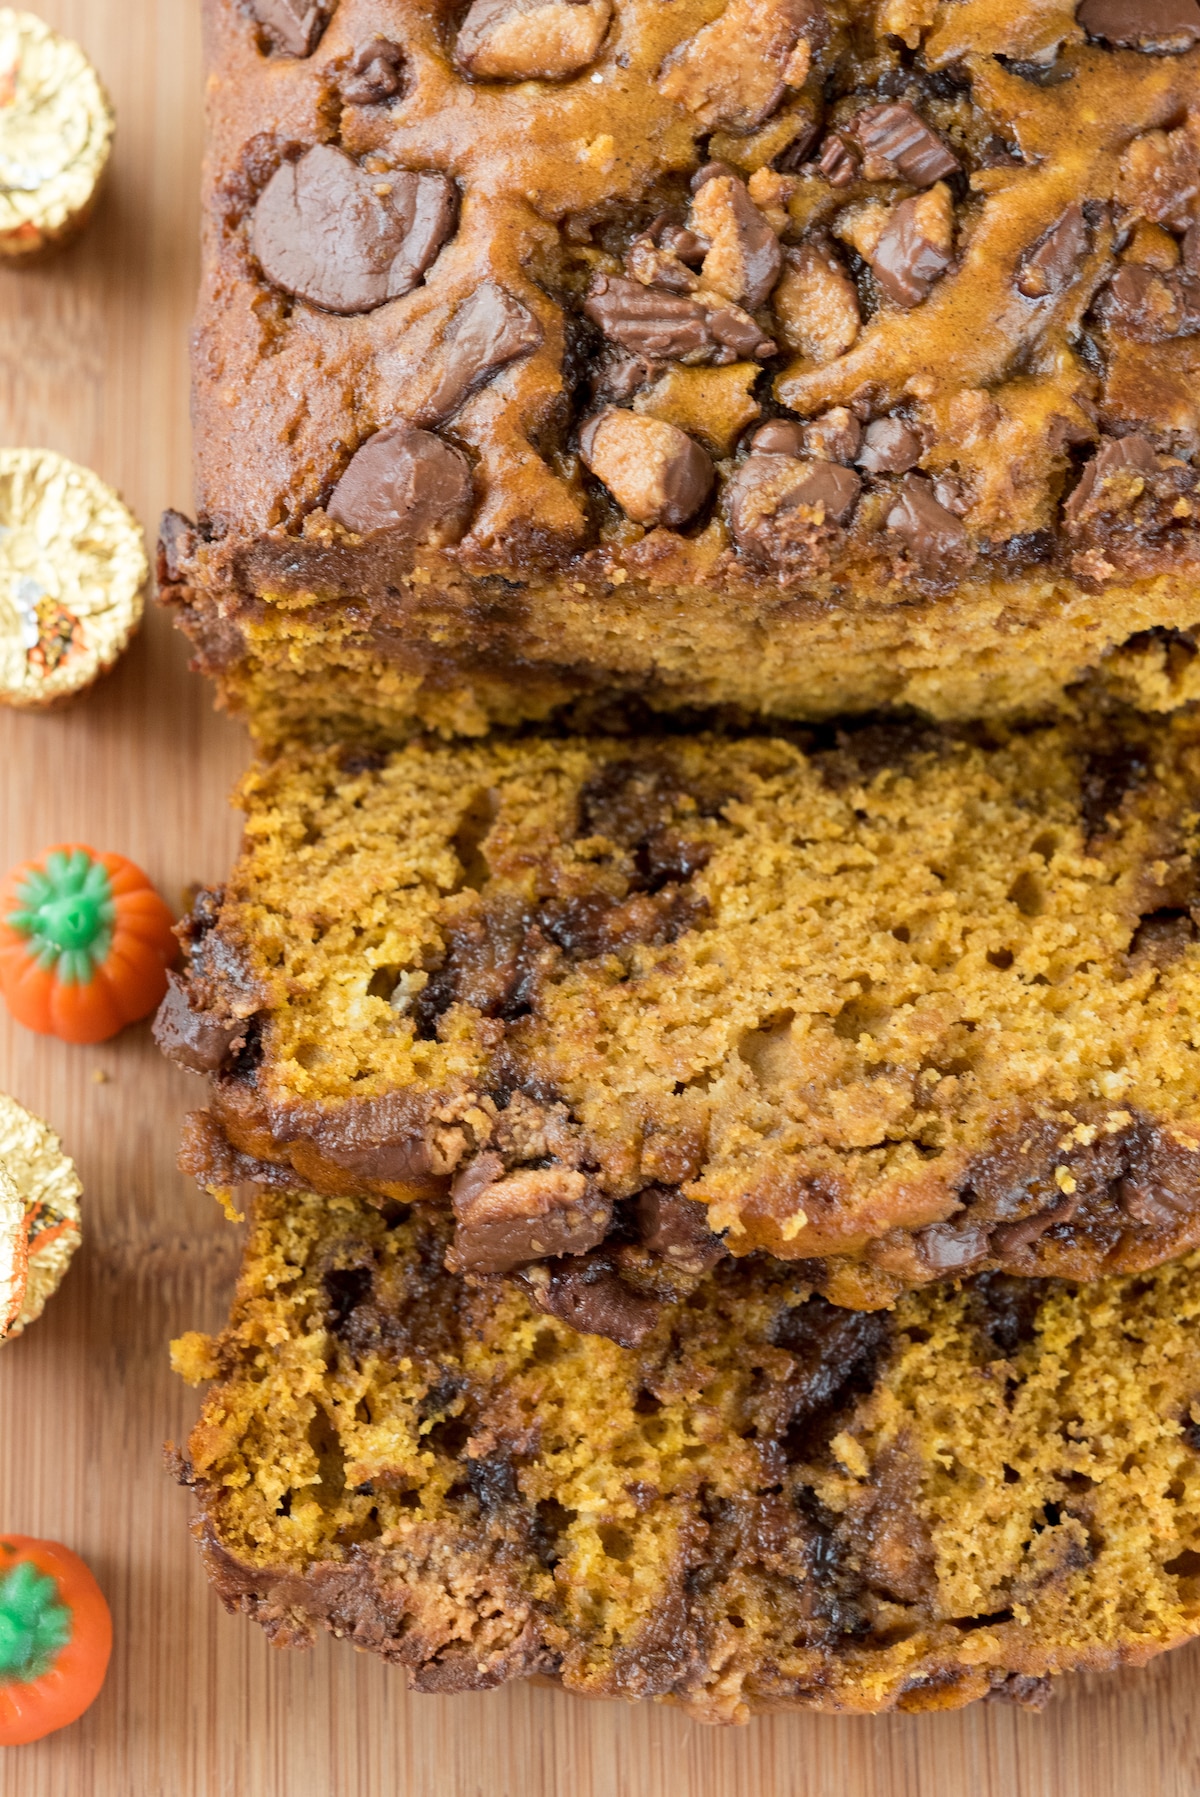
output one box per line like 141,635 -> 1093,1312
729,453 -> 860,550
252,145 -> 456,314
1017,203 -> 1089,298
327,423 -> 474,541
870,193 -> 954,307
690,172 -> 782,310
421,284 -> 544,422
153,971 -> 245,1074
157,509 -> 197,585
803,408 -> 862,464
583,275 -> 774,365
251,0 -> 335,55
856,416 -> 922,475
449,1155 -> 613,1274
625,235 -> 701,295
341,37 -> 407,103
524,1251 -> 661,1347
636,1187 -> 726,1275
817,135 -> 859,186
1077,0 -> 1200,50
851,102 -> 959,186
1063,433 -> 1160,528
886,473 -> 970,568
1096,262 -> 1200,341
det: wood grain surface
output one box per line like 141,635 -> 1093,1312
1,4 -> 1200,1792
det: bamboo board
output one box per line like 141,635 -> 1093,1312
1,3 -> 1200,1790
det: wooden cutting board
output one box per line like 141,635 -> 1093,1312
1,4 -> 1199,1791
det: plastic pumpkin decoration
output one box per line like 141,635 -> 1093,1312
0,845 -> 176,1044
0,1536 -> 112,1743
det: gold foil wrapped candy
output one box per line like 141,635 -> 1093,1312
0,8 -> 113,257
0,448 -> 147,707
0,1091 -> 82,1340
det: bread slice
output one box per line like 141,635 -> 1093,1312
176,1186 -> 1200,1722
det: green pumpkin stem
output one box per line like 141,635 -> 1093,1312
0,1560 -> 72,1683
6,849 -> 115,983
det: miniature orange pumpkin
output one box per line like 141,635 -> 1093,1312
0,845 -> 176,1044
0,1536 -> 112,1744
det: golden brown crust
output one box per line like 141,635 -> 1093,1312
175,0 -> 1200,740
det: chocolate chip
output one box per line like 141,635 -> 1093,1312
251,0 -> 334,56
523,1252 -> 661,1347
689,172 -> 782,309
341,36 -> 407,103
750,419 -> 807,456
579,408 -> 714,529
870,188 -> 954,307
157,509 -> 197,585
635,1187 -> 726,1275
817,134 -> 859,186
454,0 -> 612,81
1016,203 -> 1089,298
153,972 -> 245,1075
327,423 -> 474,542
856,416 -> 922,474
421,283 -> 543,423
850,102 -> 959,186
252,145 -> 456,314
886,473 -> 970,568
1077,0 -> 1200,50
448,1155 -> 613,1275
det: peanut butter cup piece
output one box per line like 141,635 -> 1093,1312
340,37 -> 407,103
1017,203 -> 1089,298
579,409 -> 714,528
689,171 -> 782,310
870,186 -> 955,308
522,1252 -> 661,1347
448,1155 -> 613,1274
252,145 -> 456,314
454,0 -> 612,81
154,972 -> 247,1076
851,102 -> 959,187
0,1091 -> 81,1341
658,0 -> 824,133
886,473 -> 970,569
0,10 -> 113,259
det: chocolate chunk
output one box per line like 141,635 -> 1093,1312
421,283 -> 544,423
1063,433 -> 1161,527
251,0 -> 334,56
1017,203 -> 1089,298
524,1253 -> 661,1347
728,453 -> 860,562
658,224 -> 709,267
579,408 -> 714,528
341,37 -> 407,103
870,187 -> 954,308
454,0 -> 612,81
656,0 -> 825,134
706,305 -> 777,360
157,509 -> 197,585
691,160 -> 736,192
803,406 -> 862,463
327,423 -> 474,542
153,972 -> 244,1075
773,237 -> 860,361
911,1218 -> 990,1273
1077,0 -> 1200,50
850,102 -> 959,187
1097,261 -> 1200,340
750,419 -> 807,456
448,1155 -> 613,1275
886,473 -> 970,569
252,145 -> 456,314
689,172 -> 783,309
635,1187 -> 726,1275
856,416 -> 922,475
584,275 -> 712,361
625,234 -> 700,295
817,135 -> 859,187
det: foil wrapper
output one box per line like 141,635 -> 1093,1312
0,447 -> 147,707
0,8 -> 114,256
0,1091 -> 82,1340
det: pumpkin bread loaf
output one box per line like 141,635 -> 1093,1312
175,1185 -> 1200,1721
158,712 -> 1200,1319
163,0 -> 1200,746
